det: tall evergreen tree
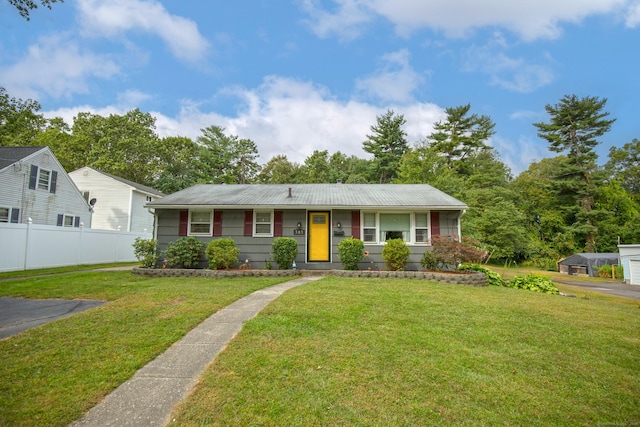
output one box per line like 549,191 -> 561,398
362,110 -> 408,183
533,94 -> 615,252
426,103 -> 495,172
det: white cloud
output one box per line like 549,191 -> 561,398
462,34 -> 555,93
116,90 -> 153,109
44,76 -> 444,164
0,34 -> 119,100
303,0 -> 628,40
492,134 -> 551,175
626,1 -> 640,26
299,0 -> 375,40
355,49 -> 426,103
77,0 -> 210,62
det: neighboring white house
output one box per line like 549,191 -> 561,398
69,166 -> 164,233
618,244 -> 640,285
0,146 -> 92,227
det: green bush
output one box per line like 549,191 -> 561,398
337,238 -> 364,270
508,274 -> 559,294
597,264 -> 623,279
382,239 -> 411,271
132,238 -> 159,268
163,236 -> 205,269
272,237 -> 298,269
205,238 -> 240,270
459,263 -> 506,286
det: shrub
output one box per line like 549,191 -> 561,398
337,238 -> 364,270
272,237 -> 298,269
422,235 -> 486,271
163,236 -> 205,269
459,263 -> 507,286
598,264 -> 623,279
382,238 -> 411,271
205,238 -> 240,270
508,274 -> 559,294
132,238 -> 159,268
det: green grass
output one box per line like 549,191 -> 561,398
0,271 -> 290,426
0,262 -> 138,279
170,277 -> 640,426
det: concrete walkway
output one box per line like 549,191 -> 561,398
71,275 -> 323,427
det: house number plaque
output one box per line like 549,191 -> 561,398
294,229 -> 305,235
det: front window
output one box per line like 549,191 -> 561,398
254,210 -> 273,236
362,212 -> 431,244
189,210 -> 212,235
380,213 -> 410,242
38,169 -> 51,190
0,208 -> 8,223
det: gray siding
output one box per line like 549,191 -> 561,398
155,207 -> 461,271
0,148 -> 91,227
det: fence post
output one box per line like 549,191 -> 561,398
23,218 -> 32,271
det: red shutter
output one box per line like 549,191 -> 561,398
179,210 -> 189,236
244,210 -> 253,236
213,211 -> 223,236
274,210 -> 283,237
351,210 -> 360,239
430,211 -> 440,236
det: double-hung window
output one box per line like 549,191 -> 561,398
0,208 -> 9,223
414,213 -> 429,243
254,210 -> 273,236
362,212 -> 376,242
189,211 -> 212,235
38,169 -> 51,191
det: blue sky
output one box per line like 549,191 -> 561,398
1,0 -> 638,175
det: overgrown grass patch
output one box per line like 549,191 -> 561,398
171,277 -> 639,426
0,271 -> 289,426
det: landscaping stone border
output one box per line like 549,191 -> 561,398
132,267 -> 488,286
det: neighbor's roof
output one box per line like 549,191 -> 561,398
0,146 -> 46,170
147,184 -> 468,210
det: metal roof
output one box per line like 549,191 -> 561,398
0,146 -> 46,170
147,184 -> 468,210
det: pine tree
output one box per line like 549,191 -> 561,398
362,110 -> 408,183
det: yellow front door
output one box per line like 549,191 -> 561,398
308,212 -> 330,262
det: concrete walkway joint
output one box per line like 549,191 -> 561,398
71,276 -> 323,427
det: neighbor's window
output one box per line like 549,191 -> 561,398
414,213 -> 429,243
63,214 -> 74,227
380,213 -> 410,242
0,208 -> 9,223
189,210 -> 212,235
38,169 -> 51,190
254,210 -> 273,236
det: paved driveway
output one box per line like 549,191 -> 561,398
0,298 -> 105,339
554,279 -> 640,300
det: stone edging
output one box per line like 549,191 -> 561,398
132,267 -> 488,286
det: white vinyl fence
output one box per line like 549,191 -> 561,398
0,222 -> 151,272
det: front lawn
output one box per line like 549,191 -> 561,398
0,271 -> 290,426
171,277 -> 640,426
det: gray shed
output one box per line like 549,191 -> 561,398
558,253 -> 620,277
